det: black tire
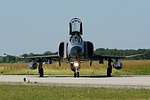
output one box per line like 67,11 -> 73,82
107,68 -> 112,77
74,72 -> 76,78
77,72 -> 79,78
39,68 -> 44,77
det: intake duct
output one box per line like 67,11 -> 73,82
84,41 -> 94,58
59,42 -> 68,58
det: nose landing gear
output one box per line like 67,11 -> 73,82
74,68 -> 79,78
70,62 -> 80,78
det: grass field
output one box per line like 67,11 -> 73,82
0,84 -> 150,100
0,60 -> 150,100
0,60 -> 150,76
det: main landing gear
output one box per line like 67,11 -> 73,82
38,62 -> 44,77
107,59 -> 113,77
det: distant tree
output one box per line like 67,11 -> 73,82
21,54 -> 29,57
0,56 -> 6,63
29,53 -> 35,57
43,51 -> 52,55
94,48 -> 149,60
4,56 -> 16,63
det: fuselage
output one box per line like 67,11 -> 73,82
69,33 -> 84,59
58,18 -> 94,64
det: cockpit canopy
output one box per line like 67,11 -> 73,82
69,18 -> 83,35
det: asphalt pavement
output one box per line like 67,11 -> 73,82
0,75 -> 150,89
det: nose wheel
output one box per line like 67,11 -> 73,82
74,72 -> 79,78
74,68 -> 79,78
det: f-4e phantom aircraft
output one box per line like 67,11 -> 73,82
5,18 -> 143,77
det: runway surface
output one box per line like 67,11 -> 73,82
0,75 -> 150,89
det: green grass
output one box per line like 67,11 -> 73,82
0,84 -> 150,100
0,61 -> 150,100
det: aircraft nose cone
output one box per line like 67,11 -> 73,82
70,46 -> 83,57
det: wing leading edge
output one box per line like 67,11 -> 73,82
92,53 -> 144,60
25,55 -> 59,59
4,53 -> 60,61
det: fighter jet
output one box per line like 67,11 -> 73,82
4,18 -> 144,77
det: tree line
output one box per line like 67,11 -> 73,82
94,48 -> 150,60
0,51 -> 52,63
0,48 -> 149,63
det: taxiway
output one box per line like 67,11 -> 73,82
0,75 -> 150,89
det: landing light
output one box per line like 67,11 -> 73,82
74,62 -> 79,67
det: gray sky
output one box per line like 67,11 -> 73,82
0,0 -> 150,55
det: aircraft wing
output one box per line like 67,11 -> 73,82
4,53 -> 60,60
92,53 -> 144,60
25,55 -> 59,59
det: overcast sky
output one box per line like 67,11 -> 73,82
0,0 -> 150,55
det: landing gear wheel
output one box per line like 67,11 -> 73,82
107,59 -> 112,77
107,67 -> 112,77
74,72 -> 76,78
74,72 -> 80,78
77,72 -> 79,78
38,61 -> 44,77
39,68 -> 44,77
